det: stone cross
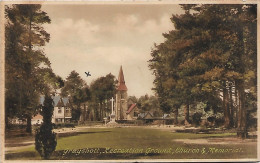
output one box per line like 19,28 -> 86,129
110,97 -> 115,114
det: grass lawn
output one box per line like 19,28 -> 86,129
5,127 -> 257,160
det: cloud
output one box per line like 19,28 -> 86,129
44,18 -> 100,47
43,12 -> 174,97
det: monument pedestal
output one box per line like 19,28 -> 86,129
107,113 -> 118,126
110,114 -> 116,122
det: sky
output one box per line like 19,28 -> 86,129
41,4 -> 184,97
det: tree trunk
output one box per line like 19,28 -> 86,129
236,80 -> 247,138
83,104 -> 86,122
26,116 -> 32,133
229,82 -> 234,127
234,87 -> 238,128
95,104 -> 99,121
223,81 -> 231,128
99,102 -> 102,121
173,108 -> 178,125
184,104 -> 190,126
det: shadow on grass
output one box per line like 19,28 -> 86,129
57,131 -> 111,138
6,142 -> 34,147
5,151 -> 40,160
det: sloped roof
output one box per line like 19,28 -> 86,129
138,112 -> 153,119
39,96 -> 69,107
117,66 -> 127,91
53,96 -> 61,107
56,98 -> 64,107
147,112 -> 153,117
126,103 -> 137,114
62,97 -> 70,106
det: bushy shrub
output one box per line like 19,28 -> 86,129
192,112 -> 202,126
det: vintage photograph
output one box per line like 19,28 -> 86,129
2,1 -> 259,161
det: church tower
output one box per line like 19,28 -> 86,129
115,66 -> 128,120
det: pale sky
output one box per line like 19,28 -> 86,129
41,4 -> 184,97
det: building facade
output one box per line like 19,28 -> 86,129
52,96 -> 72,123
126,103 -> 140,120
39,96 -> 72,123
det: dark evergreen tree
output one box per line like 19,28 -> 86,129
35,95 -> 57,159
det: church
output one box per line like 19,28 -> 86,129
115,66 -> 140,120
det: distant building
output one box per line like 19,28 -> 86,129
38,96 -> 72,123
126,103 -> 140,120
138,112 -> 153,120
9,118 -> 25,125
31,113 -> 43,125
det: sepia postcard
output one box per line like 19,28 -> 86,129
0,0 -> 259,162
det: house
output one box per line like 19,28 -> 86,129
38,95 -> 72,124
138,112 -> 153,120
31,113 -> 43,125
52,96 -> 72,123
126,103 -> 140,120
9,118 -> 25,125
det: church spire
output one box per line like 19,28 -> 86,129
117,65 -> 127,91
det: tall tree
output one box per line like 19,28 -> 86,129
61,70 -> 90,122
90,73 -> 117,120
5,4 -> 56,133
149,4 -> 256,136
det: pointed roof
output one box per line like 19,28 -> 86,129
62,97 -> 70,106
138,112 -> 153,119
117,65 -> 127,91
56,98 -> 64,107
39,96 -> 70,107
53,96 -> 62,107
126,103 -> 137,114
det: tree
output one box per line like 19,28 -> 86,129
5,4 -> 55,133
149,4 -> 256,136
137,95 -> 159,113
128,96 -> 138,104
35,94 -> 57,159
61,70 -> 90,122
90,73 -> 117,120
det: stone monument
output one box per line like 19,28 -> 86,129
107,97 -> 118,126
